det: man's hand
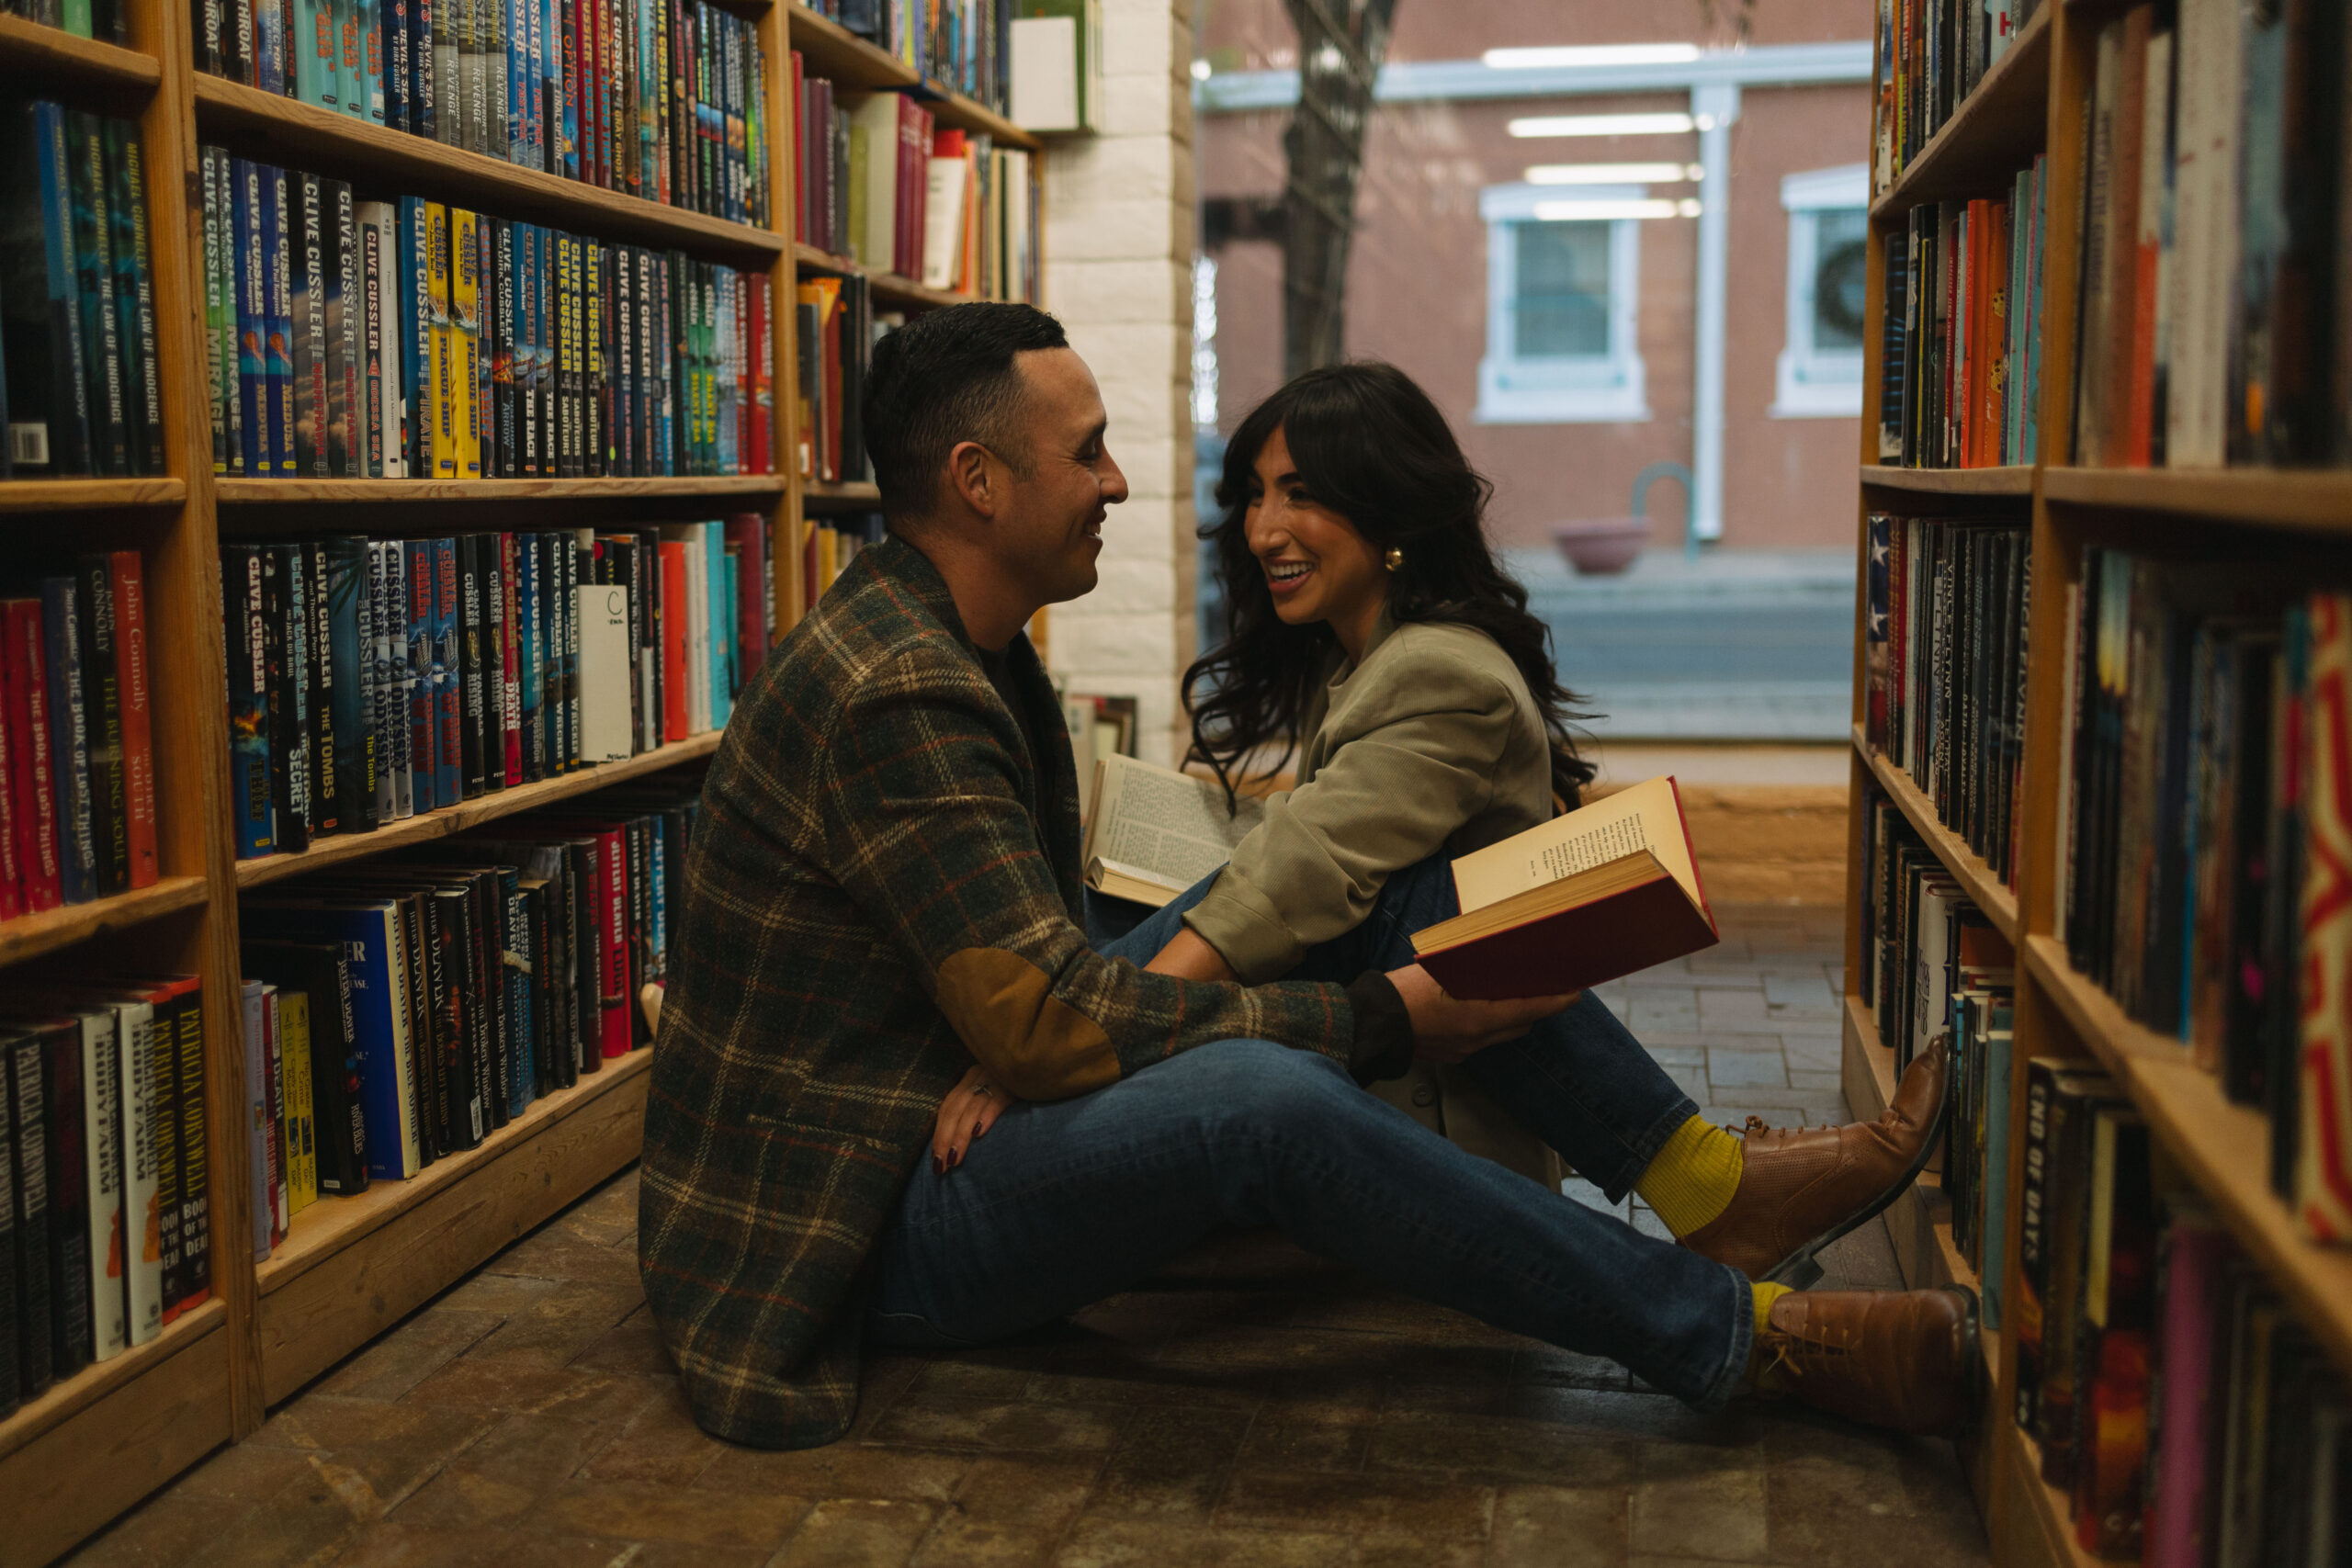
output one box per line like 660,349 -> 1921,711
932,1062 -> 1020,1172
1386,963 -> 1579,1064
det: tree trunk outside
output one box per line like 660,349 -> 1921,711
1280,0 -> 1398,377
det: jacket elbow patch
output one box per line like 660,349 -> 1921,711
934,948 -> 1122,1099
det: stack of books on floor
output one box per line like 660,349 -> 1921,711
1874,164 -> 2050,468
0,103 -> 168,480
0,973 -> 209,1415
1872,0 -> 2041,197
2016,1067 -> 2352,1562
239,777 -> 696,1239
2053,550 -> 2352,1239
196,150 -> 776,481
0,553 -> 161,916
219,522 -> 765,859
2070,0 -> 2352,468
194,0 -> 770,224
790,62 -> 1037,299
1862,512 -> 2032,886
797,0 -> 1013,114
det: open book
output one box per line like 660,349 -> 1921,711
1410,775 -> 1718,999
1080,754 -> 1264,906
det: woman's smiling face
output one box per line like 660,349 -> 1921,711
1243,424 -> 1388,652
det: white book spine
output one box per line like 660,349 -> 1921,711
80,1012 -> 126,1361
121,1002 -> 162,1344
378,909 -> 423,1178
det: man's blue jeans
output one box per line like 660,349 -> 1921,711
864,856 -> 1752,1410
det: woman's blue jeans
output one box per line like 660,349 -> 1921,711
863,856 -> 1750,1410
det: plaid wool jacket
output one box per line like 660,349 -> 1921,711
639,536 -> 1408,1449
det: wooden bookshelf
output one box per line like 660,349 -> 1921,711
0,0 -> 1042,1550
2042,465 -> 2352,532
254,1052 -> 651,1404
0,13 -> 163,95
1849,4 -> 2352,1562
1870,2 -> 2050,216
781,3 -> 1041,151
794,241 -> 974,310
192,75 -> 787,260
236,732 -> 724,888
1859,464 -> 2034,497
0,478 -> 186,513
1850,725 -> 2019,941
214,476 -> 788,504
804,479 -> 883,508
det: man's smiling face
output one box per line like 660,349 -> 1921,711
993,347 -> 1129,606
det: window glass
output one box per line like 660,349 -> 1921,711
1810,209 -> 1868,354
1515,221 -> 1611,359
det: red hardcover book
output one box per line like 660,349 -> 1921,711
109,550 -> 159,888
538,818 -> 633,1057
659,539 -> 689,740
499,533 -> 523,785
2,600 -> 61,911
724,514 -> 768,682
0,615 -> 21,919
1409,776 -> 1718,1000
789,49 -> 806,244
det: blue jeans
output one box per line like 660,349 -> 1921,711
864,858 -> 1749,1410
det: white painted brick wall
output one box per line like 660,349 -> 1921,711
1040,0 -> 1196,766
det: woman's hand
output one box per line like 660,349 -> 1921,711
1144,927 -> 1241,984
1385,963 -> 1579,1064
932,1063 -> 1019,1173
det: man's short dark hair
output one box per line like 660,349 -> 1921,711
862,302 -> 1070,519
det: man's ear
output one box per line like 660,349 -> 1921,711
945,440 -> 997,519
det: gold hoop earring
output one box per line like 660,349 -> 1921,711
1385,547 -> 1404,573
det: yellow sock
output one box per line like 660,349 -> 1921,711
1747,1282 -> 1793,1391
1634,1114 -> 1745,1237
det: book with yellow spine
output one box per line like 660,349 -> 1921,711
449,208 -> 481,480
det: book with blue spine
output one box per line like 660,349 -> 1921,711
296,0 -> 339,110
430,537 -> 463,807
254,0 -> 288,94
515,531 -> 543,779
262,164 -> 296,476
408,0 -> 435,141
241,901 -> 421,1181
222,545 -> 273,858
379,0 -> 410,131
0,102 -> 92,478
556,532 -> 577,770
40,577 -> 96,903
403,539 -> 436,812
65,114 -> 127,479
707,522 -> 731,728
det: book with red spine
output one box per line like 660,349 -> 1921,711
498,532 -> 523,784
724,514 -> 768,683
659,537 -> 688,741
0,616 -> 22,919
3,600 -> 62,912
108,550 -> 158,889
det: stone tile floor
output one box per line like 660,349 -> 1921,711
69,905 -> 1989,1567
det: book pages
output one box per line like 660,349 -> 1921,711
1080,754 -> 1262,905
1449,774 -> 1702,914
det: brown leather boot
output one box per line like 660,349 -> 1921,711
1679,1033 -> 1950,1287
1752,1286 -> 1978,1437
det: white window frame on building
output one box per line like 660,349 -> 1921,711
1772,163 -> 1870,419
1475,183 -> 1649,425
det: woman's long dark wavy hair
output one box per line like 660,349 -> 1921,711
1184,362 -> 1597,807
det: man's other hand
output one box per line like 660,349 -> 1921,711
1385,964 -> 1579,1063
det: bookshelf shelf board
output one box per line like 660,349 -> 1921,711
192,76 -> 788,260
1871,3 -> 2050,218
254,1051 -> 650,1402
781,3 -> 1041,150
793,242 -> 972,309
0,1296 -> 226,1464
214,476 -> 787,503
804,479 -> 881,509
0,1298 -> 232,1568
2023,934 -> 2352,1378
1998,1427 -> 2104,1568
0,478 -> 186,513
1859,465 -> 2034,497
1851,725 -> 2019,942
2042,465 -> 2352,532
0,875 -> 209,969
0,14 -> 163,95
234,732 -> 723,890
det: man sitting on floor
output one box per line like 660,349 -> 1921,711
639,302 -> 1973,1450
